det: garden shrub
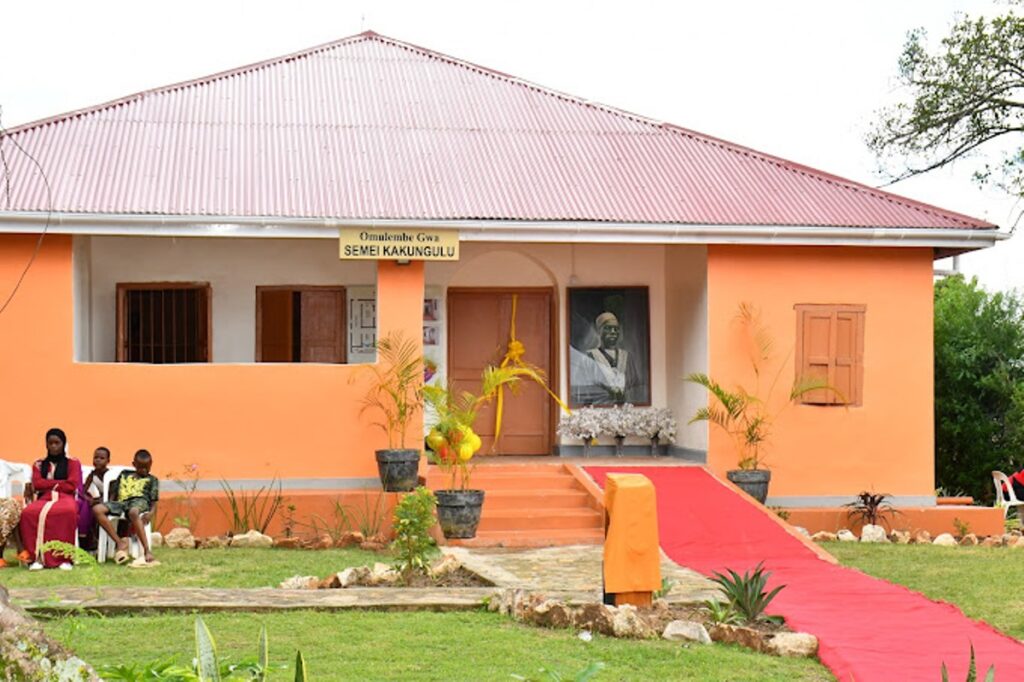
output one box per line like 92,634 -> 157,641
935,276 -> 1024,501
390,486 -> 439,582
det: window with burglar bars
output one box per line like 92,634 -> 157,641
116,283 -> 211,363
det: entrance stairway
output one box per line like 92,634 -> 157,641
425,462 -> 605,548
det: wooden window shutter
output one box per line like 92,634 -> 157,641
795,304 -> 864,406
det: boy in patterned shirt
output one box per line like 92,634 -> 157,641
92,449 -> 159,565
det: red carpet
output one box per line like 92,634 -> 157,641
585,466 -> 1024,682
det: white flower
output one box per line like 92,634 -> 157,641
655,407 -> 677,442
558,407 -> 604,440
560,405 -> 676,442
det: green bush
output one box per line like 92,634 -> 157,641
390,486 -> 439,582
941,644 -> 994,682
215,478 -> 284,535
710,562 -> 785,625
935,276 -> 1024,502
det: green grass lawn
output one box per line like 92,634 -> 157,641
830,543 -> 1024,639
2,546 -> 833,679
24,542 -> 1023,680
0,546 -> 380,589
44,611 -> 833,681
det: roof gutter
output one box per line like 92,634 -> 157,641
0,212 -> 1007,250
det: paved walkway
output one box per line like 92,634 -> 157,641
9,545 -> 718,615
449,545 -> 718,603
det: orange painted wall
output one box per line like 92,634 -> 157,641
0,234 -> 425,481
705,245 -> 935,498
782,506 -> 1004,538
153,490 -> 403,539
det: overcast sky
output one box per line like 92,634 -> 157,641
1,0 -> 1019,289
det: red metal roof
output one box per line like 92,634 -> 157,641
0,31 -> 994,229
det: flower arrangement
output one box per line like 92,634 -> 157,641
557,406 -> 604,442
558,405 -> 677,450
653,408 -> 677,442
605,403 -> 640,438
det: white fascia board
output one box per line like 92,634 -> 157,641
0,212 -> 1007,250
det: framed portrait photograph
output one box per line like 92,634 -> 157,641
423,298 -> 439,321
423,325 -> 439,346
567,287 -> 651,407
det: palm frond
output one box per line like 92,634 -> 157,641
789,374 -> 842,401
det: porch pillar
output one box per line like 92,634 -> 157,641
376,259 -> 426,445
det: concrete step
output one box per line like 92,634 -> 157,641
481,489 -> 594,509
426,472 -> 581,490
478,508 -> 604,531
427,462 -> 604,547
442,527 -> 605,548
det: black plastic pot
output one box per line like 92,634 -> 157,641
435,489 -> 485,539
375,449 -> 420,492
726,469 -> 771,504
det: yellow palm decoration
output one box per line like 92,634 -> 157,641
492,294 -> 571,449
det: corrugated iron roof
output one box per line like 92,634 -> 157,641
0,31 -> 994,229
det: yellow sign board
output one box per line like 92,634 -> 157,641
339,228 -> 459,261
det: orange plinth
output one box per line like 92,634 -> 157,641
604,473 -> 661,605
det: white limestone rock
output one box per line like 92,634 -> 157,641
837,529 -> 858,542
860,524 -> 889,543
933,533 -> 958,547
337,566 -> 372,588
662,620 -> 711,644
890,530 -> 911,544
278,575 -> 319,590
610,604 -> 655,639
229,529 -> 274,549
767,632 -> 819,657
368,562 -> 399,585
164,527 -> 196,549
429,554 -> 461,579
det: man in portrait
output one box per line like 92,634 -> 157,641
585,311 -> 641,404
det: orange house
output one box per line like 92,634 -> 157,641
0,32 -> 1005,537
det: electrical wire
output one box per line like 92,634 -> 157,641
0,106 -> 53,319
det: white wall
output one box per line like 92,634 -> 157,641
84,236 -> 376,362
72,236 -> 93,362
664,245 -> 708,452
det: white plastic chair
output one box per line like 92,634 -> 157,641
992,471 -> 1024,520
96,465 -> 153,563
0,460 -> 32,498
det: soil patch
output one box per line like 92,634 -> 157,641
398,567 -> 492,588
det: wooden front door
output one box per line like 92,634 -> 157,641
447,289 -> 554,455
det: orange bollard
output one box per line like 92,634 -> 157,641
603,473 -> 661,608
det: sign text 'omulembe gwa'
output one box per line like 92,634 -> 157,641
339,228 -> 459,261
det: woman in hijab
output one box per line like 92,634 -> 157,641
18,428 -> 83,570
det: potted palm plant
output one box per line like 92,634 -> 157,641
422,365 -> 532,538
360,331 -> 424,492
687,303 -> 833,504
